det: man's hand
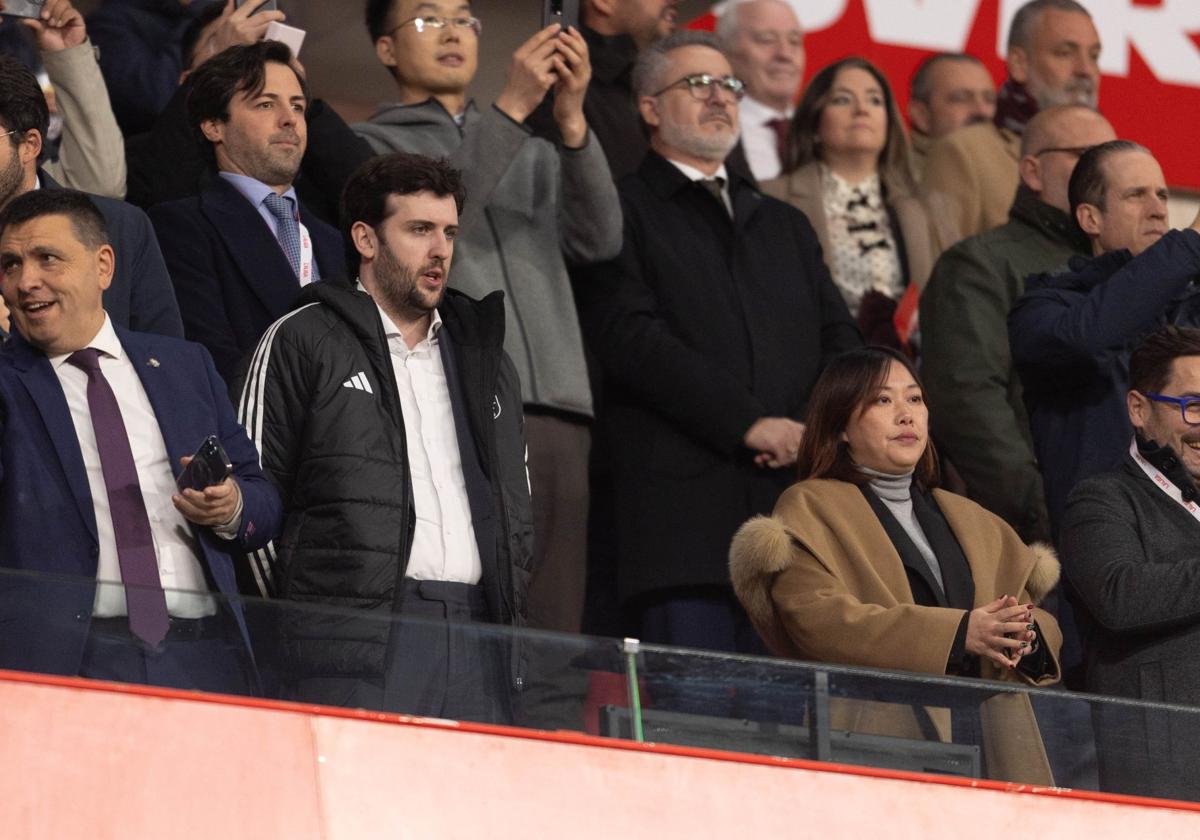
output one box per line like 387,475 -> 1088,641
0,296 -> 9,334
187,0 -> 286,73
172,456 -> 242,528
551,26 -> 591,148
494,24 -> 562,125
17,0 -> 87,52
744,417 -> 806,469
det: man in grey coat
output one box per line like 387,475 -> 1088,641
1061,326 -> 1200,802
355,0 -> 622,637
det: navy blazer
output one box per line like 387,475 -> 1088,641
40,169 -> 184,340
0,325 -> 282,676
148,177 -> 345,380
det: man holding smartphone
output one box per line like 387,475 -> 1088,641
356,1 -> 621,640
0,188 -> 282,692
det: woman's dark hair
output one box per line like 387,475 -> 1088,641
339,152 -> 466,272
783,56 -> 915,195
796,346 -> 939,487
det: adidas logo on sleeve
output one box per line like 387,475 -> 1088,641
342,372 -> 374,395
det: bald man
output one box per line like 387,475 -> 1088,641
921,105 -> 1115,544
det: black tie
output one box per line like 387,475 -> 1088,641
699,177 -> 727,213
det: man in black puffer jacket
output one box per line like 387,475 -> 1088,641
234,154 -> 533,721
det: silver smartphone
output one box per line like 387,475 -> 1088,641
0,0 -> 46,19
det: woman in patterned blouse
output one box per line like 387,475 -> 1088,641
762,57 -> 935,353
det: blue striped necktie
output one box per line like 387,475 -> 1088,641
263,192 -> 303,280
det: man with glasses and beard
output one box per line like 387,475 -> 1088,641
1061,326 -> 1200,801
574,31 -> 859,659
235,153 -> 533,721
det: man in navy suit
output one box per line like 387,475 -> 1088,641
148,40 -> 343,380
0,55 -> 183,341
0,188 -> 282,693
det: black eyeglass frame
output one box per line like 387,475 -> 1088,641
651,73 -> 747,101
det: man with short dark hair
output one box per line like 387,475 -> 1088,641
922,0 -> 1101,250
532,0 -> 679,179
907,53 -> 996,179
922,104 -> 1114,545
1010,141 -> 1200,537
0,55 -> 182,341
716,0 -> 804,182
235,153 -> 532,720
575,31 -> 859,655
0,187 -> 281,690
1061,326 -> 1200,800
356,0 -> 621,639
148,40 -> 343,380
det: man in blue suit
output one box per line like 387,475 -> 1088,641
0,188 -> 282,693
148,40 -> 343,380
0,55 -> 183,341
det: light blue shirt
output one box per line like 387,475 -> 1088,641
218,171 -> 301,242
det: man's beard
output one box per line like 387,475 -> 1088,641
373,233 -> 446,320
659,116 -> 739,163
238,129 -> 303,188
0,145 -> 26,211
1031,76 -> 1098,110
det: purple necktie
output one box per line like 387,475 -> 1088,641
67,348 -> 169,647
766,117 -> 791,168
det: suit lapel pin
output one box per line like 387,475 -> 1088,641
148,358 -> 161,368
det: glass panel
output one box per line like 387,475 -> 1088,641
4,566 -> 1200,803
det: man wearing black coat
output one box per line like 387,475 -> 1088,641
1009,141 -> 1200,537
575,31 -> 860,654
1060,326 -> 1200,801
148,42 -> 343,380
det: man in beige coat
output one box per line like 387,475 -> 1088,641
20,0 -> 126,199
921,0 -> 1100,252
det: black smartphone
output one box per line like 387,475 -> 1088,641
235,0 -> 278,11
177,435 -> 234,492
541,0 -> 578,31
0,0 -> 46,19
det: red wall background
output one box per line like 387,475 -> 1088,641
691,0 -> 1200,191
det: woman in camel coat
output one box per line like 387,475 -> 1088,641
730,347 -> 1061,785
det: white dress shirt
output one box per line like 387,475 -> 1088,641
739,96 -> 792,182
667,158 -> 733,216
51,315 -> 216,618
375,302 -> 483,584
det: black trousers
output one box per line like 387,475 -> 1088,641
382,578 -> 511,725
79,611 -> 253,696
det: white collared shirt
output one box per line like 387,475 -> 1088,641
372,300 -> 483,584
50,315 -> 216,617
667,159 -> 733,216
739,96 -> 792,182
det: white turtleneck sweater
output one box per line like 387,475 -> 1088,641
861,466 -> 944,593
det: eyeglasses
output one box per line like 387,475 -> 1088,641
1142,392 -> 1200,425
653,73 -> 746,101
1034,145 -> 1092,158
0,129 -> 20,141
390,15 -> 482,37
